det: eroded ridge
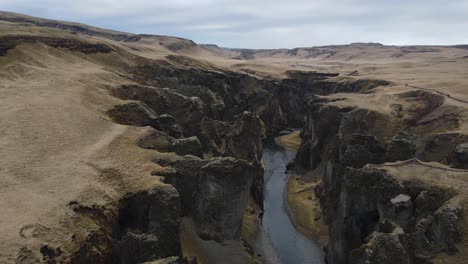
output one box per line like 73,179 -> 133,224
291,84 -> 468,263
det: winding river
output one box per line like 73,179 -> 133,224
261,138 -> 324,264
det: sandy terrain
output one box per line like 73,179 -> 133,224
276,130 -> 302,149
286,175 -> 329,248
180,217 -> 254,264
276,133 -> 329,248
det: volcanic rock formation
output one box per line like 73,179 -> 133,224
1,11 -> 468,264
292,87 -> 468,263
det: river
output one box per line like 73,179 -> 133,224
260,138 -> 325,264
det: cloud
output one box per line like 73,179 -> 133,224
1,0 -> 467,48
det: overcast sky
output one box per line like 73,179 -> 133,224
1,0 -> 467,49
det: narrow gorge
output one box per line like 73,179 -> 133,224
101,57 -> 467,264
1,12 -> 467,264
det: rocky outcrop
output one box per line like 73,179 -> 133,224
282,73 -> 391,95
385,138 -> 416,162
152,155 -> 258,243
172,137 -> 203,158
224,112 -> 266,162
0,35 -> 114,54
224,112 -> 266,208
130,60 -> 382,133
112,70 -> 273,222
139,130 -> 202,157
293,90 -> 467,263
153,155 -> 208,215
328,165 -> 462,264
451,143 -> 468,169
110,84 -> 224,153
156,114 -> 183,139
194,158 -> 256,241
107,102 -> 159,128
63,185 -> 184,264
114,185 -> 181,264
0,41 -> 15,56
417,132 -> 468,165
110,85 -> 207,135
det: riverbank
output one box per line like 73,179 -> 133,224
262,139 -> 324,263
286,173 -> 329,248
276,130 -> 302,149
179,132 -> 328,264
180,217 -> 254,264
276,132 -> 329,248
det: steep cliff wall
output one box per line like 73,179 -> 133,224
293,89 -> 468,263
102,56 -> 406,264
99,59 -> 283,263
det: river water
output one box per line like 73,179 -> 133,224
261,138 -> 325,264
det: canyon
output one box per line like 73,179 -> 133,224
1,11 -> 467,264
